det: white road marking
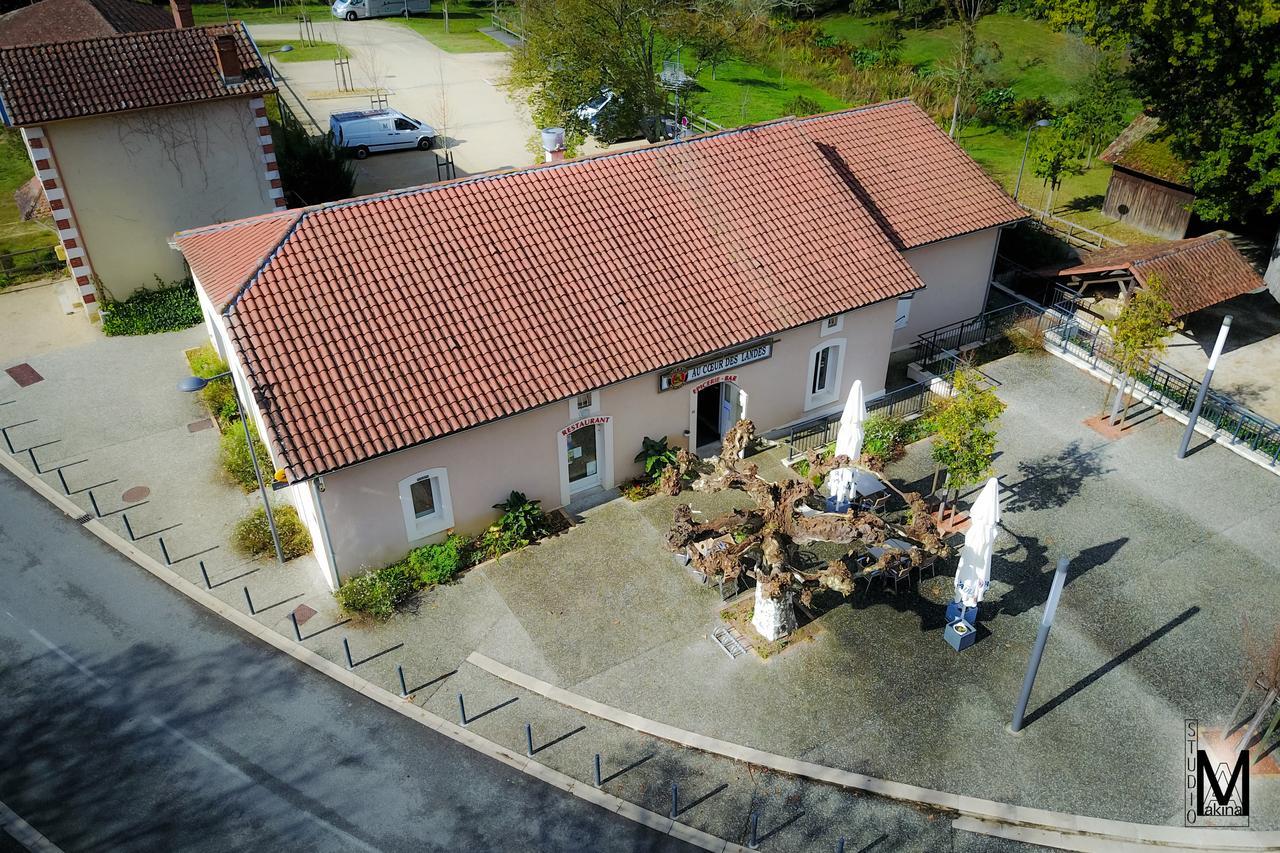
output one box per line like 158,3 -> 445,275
0,800 -> 64,853
27,629 -> 109,688
16,620 -> 381,852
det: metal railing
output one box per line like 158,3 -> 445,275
783,380 -> 947,457
914,300 -> 1059,374
1048,315 -> 1280,466
490,12 -> 524,41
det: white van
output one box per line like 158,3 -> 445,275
329,109 -> 437,159
331,0 -> 429,21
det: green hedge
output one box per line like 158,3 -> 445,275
101,277 -> 203,336
219,423 -> 272,491
335,533 -> 474,619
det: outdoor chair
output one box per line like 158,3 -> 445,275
884,560 -> 914,595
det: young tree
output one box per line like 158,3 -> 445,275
1068,50 -> 1131,168
1030,123 -> 1085,214
1103,273 -> 1176,426
942,0 -> 986,138
930,367 -> 1005,520
270,105 -> 356,207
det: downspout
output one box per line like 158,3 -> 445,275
312,477 -> 341,589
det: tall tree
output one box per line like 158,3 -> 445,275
1068,50 -> 1132,167
1030,123 -> 1086,214
1044,0 -> 1280,226
504,0 -> 688,140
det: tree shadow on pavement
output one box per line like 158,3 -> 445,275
985,534 -> 1129,620
0,641 -> 373,853
1001,440 -> 1113,514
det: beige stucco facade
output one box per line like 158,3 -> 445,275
41,97 -> 275,302
892,227 -> 1003,349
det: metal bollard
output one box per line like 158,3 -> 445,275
121,509 -> 133,538
457,693 -> 467,726
670,783 -> 678,819
89,490 -> 102,518
243,585 -> 255,615
593,754 -> 602,787
397,665 -> 408,697
290,611 -> 302,641
56,467 -> 70,495
199,560 -> 211,589
525,723 -> 534,756
158,536 -> 172,565
342,637 -> 354,668
748,812 -> 759,849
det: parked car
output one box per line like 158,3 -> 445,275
329,109 -> 437,159
331,0 -> 429,21
575,89 -> 617,132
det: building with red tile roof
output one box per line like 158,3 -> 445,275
176,99 -> 1024,585
1058,231 -> 1263,317
0,19 -> 282,314
0,0 -> 175,49
1099,115 -> 1196,240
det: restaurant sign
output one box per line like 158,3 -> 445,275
658,342 -> 773,392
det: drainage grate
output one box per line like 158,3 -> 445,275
73,513 -> 92,525
712,625 -> 747,659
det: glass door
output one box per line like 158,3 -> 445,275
566,423 -> 600,493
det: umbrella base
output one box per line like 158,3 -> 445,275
945,618 -> 978,652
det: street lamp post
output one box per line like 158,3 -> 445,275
1013,118 -> 1052,203
1177,315 -> 1233,460
178,372 -> 285,564
266,44 -> 293,79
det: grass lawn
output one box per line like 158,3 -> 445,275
257,37 -> 349,61
676,52 -> 847,127
821,12 -> 1096,104
391,1 -> 505,53
193,2 -> 331,24
0,129 -> 58,258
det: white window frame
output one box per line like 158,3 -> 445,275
894,293 -> 914,330
805,338 -> 845,411
398,467 -> 454,542
569,390 -> 598,419
820,314 -> 843,336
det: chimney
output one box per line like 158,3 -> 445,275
214,34 -> 243,85
541,126 -> 565,163
170,0 -> 193,28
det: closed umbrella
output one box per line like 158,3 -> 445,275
827,380 -> 865,512
953,477 -> 1000,611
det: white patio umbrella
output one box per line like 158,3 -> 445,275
827,380 -> 865,512
953,477 -> 1000,610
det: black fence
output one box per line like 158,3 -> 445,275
914,300 -> 1057,374
783,380 -> 947,458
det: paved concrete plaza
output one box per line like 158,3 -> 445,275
4,283 -> 1278,844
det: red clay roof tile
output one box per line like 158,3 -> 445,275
177,99 -> 1021,480
0,23 -> 273,126
1059,231 -> 1263,317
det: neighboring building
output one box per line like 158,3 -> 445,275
0,17 -> 282,317
0,0 -> 175,48
175,99 -> 1024,587
1057,231 -> 1264,318
1100,115 -> 1195,240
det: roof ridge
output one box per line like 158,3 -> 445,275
0,20 -> 233,54
1131,233 -> 1224,267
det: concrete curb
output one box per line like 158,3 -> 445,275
0,450 -> 748,853
468,652 -> 1280,851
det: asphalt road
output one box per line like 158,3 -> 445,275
0,466 -> 694,853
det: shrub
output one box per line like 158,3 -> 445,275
492,491 -> 549,544
406,533 -> 472,586
1005,318 -> 1046,354
220,423 -> 271,491
101,276 -> 203,336
231,504 -> 312,560
202,380 -> 241,426
272,107 -> 355,207
784,94 -> 824,116
634,436 -> 677,479
862,413 -> 913,469
621,476 -> 658,501
334,561 -> 419,619
187,343 -> 227,378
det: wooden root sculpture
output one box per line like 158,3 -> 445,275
667,419 -> 952,622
